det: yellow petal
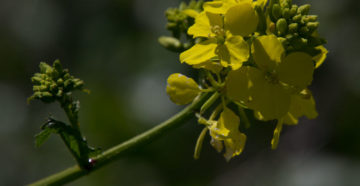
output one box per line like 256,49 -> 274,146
187,12 -> 211,38
225,35 -> 250,70
203,1 -> 227,14
225,2 -> 258,37
166,73 -> 200,105
188,12 -> 223,38
252,35 -> 285,71
180,39 -> 217,65
277,52 -> 314,90
283,91 -> 318,125
210,137 -> 223,153
223,132 -> 246,161
203,0 -> 249,14
210,107 -> 240,140
226,66 -> 252,103
192,60 -> 223,74
314,45 -> 328,68
248,68 -> 291,120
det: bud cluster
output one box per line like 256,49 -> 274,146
29,60 -> 86,103
269,0 -> 326,54
165,0 -> 203,39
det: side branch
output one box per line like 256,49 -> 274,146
29,93 -> 211,186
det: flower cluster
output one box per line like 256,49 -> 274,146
162,0 -> 327,161
28,60 -> 87,103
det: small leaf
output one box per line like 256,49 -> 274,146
35,128 -> 52,148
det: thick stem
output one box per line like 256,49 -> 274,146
29,93 -> 211,186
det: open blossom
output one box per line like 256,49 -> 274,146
226,35 -> 315,120
180,1 -> 260,70
164,0 -> 327,160
200,107 -> 247,161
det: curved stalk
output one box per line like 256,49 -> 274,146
29,93 -> 211,186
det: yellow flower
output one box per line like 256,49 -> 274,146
166,73 -> 200,105
180,1 -> 260,70
253,89 -> 318,149
203,107 -> 247,161
226,35 -> 315,120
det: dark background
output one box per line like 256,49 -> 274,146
1,0 -> 359,185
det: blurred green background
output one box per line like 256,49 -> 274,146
1,0 -> 360,185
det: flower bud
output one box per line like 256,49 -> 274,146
276,18 -> 288,36
31,76 -> 43,84
272,4 -> 282,20
307,22 -> 319,33
292,14 -> 302,23
298,4 -> 311,15
282,8 -> 291,19
288,23 -> 298,33
166,73 -> 200,105
158,36 -> 182,52
290,5 -> 298,17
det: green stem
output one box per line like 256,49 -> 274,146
29,93 -> 211,186
238,107 -> 251,129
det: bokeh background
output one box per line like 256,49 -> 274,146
1,0 -> 359,185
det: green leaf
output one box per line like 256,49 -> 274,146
34,128 -> 52,148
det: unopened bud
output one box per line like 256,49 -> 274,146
276,18 -> 288,35
292,14 -> 302,23
269,22 -> 276,34
288,23 -> 298,33
304,15 -> 318,22
282,8 -> 291,19
307,22 -> 319,32
299,26 -> 309,35
272,4 -> 282,20
298,4 -> 311,15
31,77 -> 43,84
290,5 -> 298,17
158,36 -> 182,52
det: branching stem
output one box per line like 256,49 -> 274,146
29,93 -> 211,186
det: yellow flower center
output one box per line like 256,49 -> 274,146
211,25 -> 226,44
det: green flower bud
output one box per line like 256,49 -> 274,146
276,18 -> 288,36
49,83 -> 57,91
31,76 -> 43,84
299,26 -> 309,35
272,4 -> 282,20
32,92 -> 42,99
63,73 -> 70,80
41,92 -> 54,103
33,86 -> 42,92
292,14 -> 302,23
64,79 -> 72,89
282,8 -> 291,19
53,60 -> 63,73
41,92 -> 53,98
158,36 -> 182,52
56,89 -> 63,97
285,34 -> 294,40
57,78 -> 64,85
74,79 -> 84,89
307,22 -> 319,32
288,23 -> 298,33
290,5 -> 298,17
281,1 -> 290,9
39,62 -> 52,74
304,15 -> 318,22
179,2 -> 186,10
298,4 -> 311,15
